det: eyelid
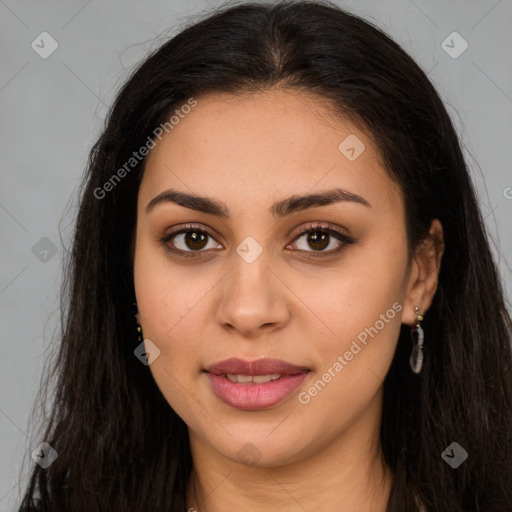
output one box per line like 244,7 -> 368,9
291,222 -> 348,242
159,222 -> 354,258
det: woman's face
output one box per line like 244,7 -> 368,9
133,89 -> 421,467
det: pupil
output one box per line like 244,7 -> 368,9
308,231 -> 329,251
185,231 -> 207,250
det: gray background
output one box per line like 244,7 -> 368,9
1,0 -> 511,508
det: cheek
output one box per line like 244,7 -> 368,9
297,289 -> 403,439
300,235 -> 407,403
133,263 -> 208,430
133,236 -> 219,421
133,227 -> 215,343
310,232 -> 407,340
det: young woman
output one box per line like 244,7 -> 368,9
18,1 -> 512,511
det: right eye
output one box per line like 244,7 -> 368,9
159,224 -> 223,258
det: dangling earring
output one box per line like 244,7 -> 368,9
131,303 -> 160,365
410,306 -> 424,374
132,302 -> 143,342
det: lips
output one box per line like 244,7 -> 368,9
204,358 -> 310,410
205,357 -> 309,376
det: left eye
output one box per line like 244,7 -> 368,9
288,224 -> 353,255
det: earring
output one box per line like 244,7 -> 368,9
132,302 -> 143,343
409,306 -> 424,374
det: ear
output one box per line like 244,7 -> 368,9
402,219 -> 445,326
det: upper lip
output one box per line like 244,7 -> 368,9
205,358 -> 309,376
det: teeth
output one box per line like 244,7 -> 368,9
225,373 -> 282,384
252,374 -> 271,384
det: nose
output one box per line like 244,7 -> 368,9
216,252 -> 291,338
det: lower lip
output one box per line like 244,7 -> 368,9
206,372 -> 309,411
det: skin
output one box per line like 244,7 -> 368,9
133,88 -> 444,512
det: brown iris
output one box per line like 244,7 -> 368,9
184,231 -> 208,250
307,231 -> 330,251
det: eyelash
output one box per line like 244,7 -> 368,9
159,222 -> 355,259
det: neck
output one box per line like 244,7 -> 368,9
186,391 -> 393,512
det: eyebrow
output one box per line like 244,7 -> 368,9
145,187 -> 371,219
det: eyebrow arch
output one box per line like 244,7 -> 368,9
145,187 -> 371,219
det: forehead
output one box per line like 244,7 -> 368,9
140,89 -> 402,216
